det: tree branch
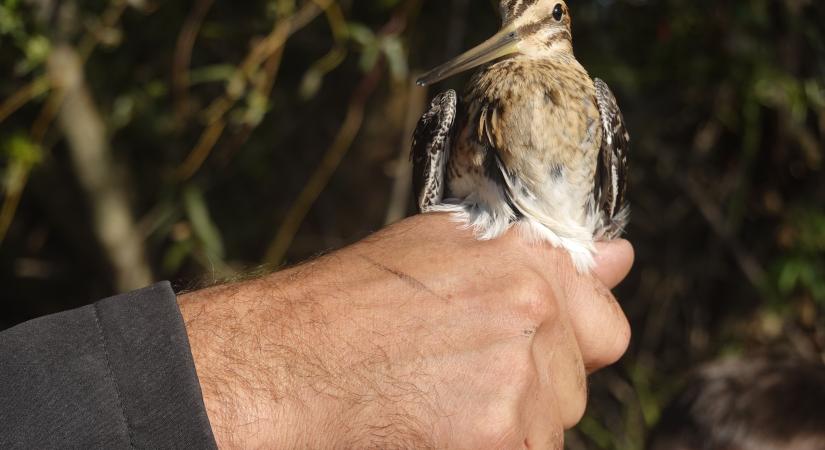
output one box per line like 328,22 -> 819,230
47,45 -> 153,291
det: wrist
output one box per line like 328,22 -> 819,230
178,272 -> 300,448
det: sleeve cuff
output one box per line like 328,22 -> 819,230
94,281 -> 217,449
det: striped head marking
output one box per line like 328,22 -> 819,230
417,0 -> 573,86
500,0 -> 573,55
500,0 -> 569,24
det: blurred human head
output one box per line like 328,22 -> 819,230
647,356 -> 825,450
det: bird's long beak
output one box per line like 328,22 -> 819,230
417,25 -> 520,87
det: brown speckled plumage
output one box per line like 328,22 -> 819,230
412,0 -> 629,271
453,58 -> 602,225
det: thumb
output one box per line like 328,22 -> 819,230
592,240 -> 635,289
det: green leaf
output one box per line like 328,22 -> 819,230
380,35 -> 408,81
241,90 -> 270,127
188,64 -> 237,86
162,239 -> 195,273
575,415 -> 613,449
183,186 -> 225,259
299,68 -> 323,99
778,259 -> 803,295
2,133 -> 42,168
347,22 -> 375,47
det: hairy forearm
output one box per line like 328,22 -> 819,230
180,254 -> 439,448
180,262 -> 330,448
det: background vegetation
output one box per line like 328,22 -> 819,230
1,0 -> 823,448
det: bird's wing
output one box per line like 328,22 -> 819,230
411,90 -> 457,212
593,78 -> 630,238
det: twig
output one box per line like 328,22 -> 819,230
0,77 -> 50,124
77,0 -> 130,60
176,118 -> 228,180
0,0 -> 134,253
31,0 -> 131,147
174,0 -> 332,180
1,0 -> 128,127
216,48 -> 285,166
30,86 -> 66,144
297,1 -> 349,94
656,101 -> 769,294
217,1 -> 348,167
384,0 -> 460,224
172,0 -> 215,124
678,174 -> 768,291
384,79 -> 427,225
264,0 -> 419,264
238,0 -> 333,79
0,167 -> 31,244
264,60 -> 386,265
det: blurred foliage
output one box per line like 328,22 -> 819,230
1,0 -> 823,448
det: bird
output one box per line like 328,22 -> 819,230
411,0 -> 629,272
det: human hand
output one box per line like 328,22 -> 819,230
179,214 -> 632,449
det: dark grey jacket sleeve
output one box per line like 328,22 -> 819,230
0,282 -> 218,449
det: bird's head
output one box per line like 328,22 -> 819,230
417,0 -> 573,86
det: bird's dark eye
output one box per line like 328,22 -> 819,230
552,4 -> 564,21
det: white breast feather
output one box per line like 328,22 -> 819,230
433,168 -> 598,272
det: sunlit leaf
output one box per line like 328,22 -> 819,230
347,22 -> 375,47
183,186 -> 225,259
162,239 -> 195,273
2,133 -> 42,168
299,68 -> 323,99
380,35 -> 407,81
189,64 -> 237,86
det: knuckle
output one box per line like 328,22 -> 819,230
509,274 -> 557,323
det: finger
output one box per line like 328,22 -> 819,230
523,239 -> 632,373
592,239 -> 635,289
532,312 -> 588,429
523,380 -> 565,450
560,275 -> 631,373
